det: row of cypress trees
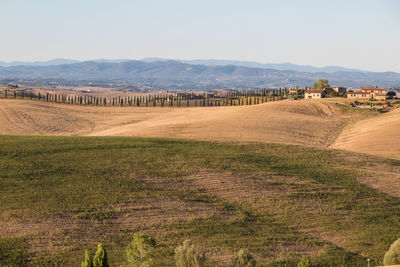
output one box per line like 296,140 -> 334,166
0,88 -> 287,107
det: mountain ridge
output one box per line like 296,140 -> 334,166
0,58 -> 376,73
0,59 -> 399,89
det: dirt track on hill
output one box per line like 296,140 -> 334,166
0,98 -> 348,147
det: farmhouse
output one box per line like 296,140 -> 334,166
347,86 -> 387,100
361,86 -> 386,99
347,92 -> 370,99
304,90 -> 326,99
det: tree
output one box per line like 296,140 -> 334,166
81,250 -> 93,267
312,79 -> 329,89
297,255 -> 311,267
125,234 -> 156,267
387,91 -> 396,99
93,243 -> 109,267
175,240 -> 206,267
232,249 -> 256,267
383,238 -> 400,265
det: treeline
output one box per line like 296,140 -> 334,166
81,234 -> 312,267
0,88 -> 289,108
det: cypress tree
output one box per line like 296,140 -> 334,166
93,243 -> 109,267
81,250 -> 93,267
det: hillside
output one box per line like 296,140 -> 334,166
331,107 -> 400,159
1,60 -> 399,88
1,136 -> 400,266
0,98 -> 365,148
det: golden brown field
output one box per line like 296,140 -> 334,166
331,106 -> 400,159
1,98 -> 399,159
0,99 -> 347,145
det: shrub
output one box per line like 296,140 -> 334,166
125,234 -> 156,267
93,243 -> 109,267
232,249 -> 256,267
383,238 -> 400,265
175,240 -> 205,267
81,250 -> 93,267
297,255 -> 311,267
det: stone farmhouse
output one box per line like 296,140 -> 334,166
347,86 -> 387,100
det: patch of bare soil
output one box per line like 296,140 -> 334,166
0,197 -> 216,258
112,199 -> 216,228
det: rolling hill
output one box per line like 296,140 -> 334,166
1,98 -> 400,266
0,98 -> 364,148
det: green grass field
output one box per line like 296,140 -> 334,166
1,135 -> 400,266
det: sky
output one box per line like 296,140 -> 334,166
1,0 -> 399,72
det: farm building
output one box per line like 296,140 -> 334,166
332,86 -> 347,93
304,90 -> 326,99
347,92 -> 370,99
374,93 -> 387,100
347,86 -> 387,100
361,86 -> 386,99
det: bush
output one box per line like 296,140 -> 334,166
125,234 -> 156,267
93,243 -> 109,267
383,238 -> 400,265
175,240 -> 206,267
297,255 -> 311,267
81,250 -> 93,267
232,249 -> 256,267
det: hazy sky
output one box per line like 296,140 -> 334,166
1,0 -> 399,72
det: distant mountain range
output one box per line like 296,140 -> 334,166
141,58 -> 369,73
0,58 -> 371,73
0,59 -> 399,89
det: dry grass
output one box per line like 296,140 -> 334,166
0,98 -> 360,148
332,106 -> 400,159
